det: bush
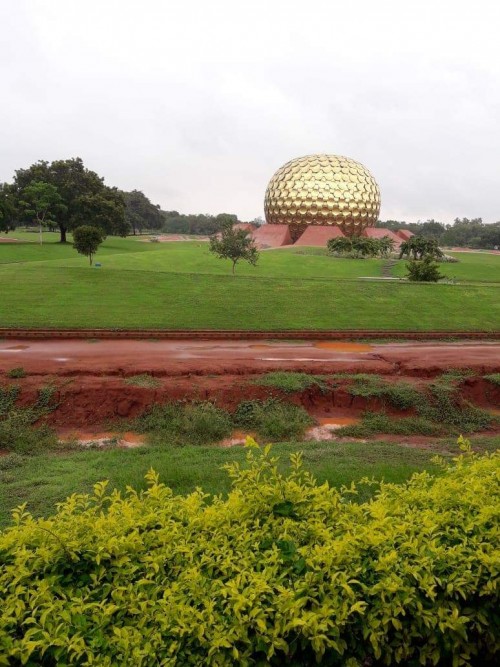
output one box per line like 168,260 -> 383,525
406,256 -> 444,282
233,398 -> 313,440
137,401 -> 233,446
7,367 -> 26,379
0,441 -> 498,665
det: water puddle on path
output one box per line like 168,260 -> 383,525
314,342 -> 372,352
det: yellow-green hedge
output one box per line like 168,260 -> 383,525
0,440 -> 498,666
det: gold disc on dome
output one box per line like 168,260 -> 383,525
264,154 -> 381,236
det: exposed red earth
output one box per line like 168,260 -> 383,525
1,339 -> 499,433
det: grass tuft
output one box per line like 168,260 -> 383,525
254,372 -> 329,393
124,374 -> 162,389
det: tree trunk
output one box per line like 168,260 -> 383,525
59,225 -> 67,243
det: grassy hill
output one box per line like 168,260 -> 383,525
0,233 -> 499,331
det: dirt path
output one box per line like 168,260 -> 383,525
1,339 -> 499,377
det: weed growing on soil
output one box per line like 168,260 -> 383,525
0,385 -> 20,416
137,401 -> 233,446
254,371 -> 329,393
124,374 -> 162,389
0,384 -> 60,455
484,373 -> 500,386
7,367 -> 26,379
0,409 -> 58,455
336,412 -> 443,438
233,398 -> 313,440
346,375 -> 421,410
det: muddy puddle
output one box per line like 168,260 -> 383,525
314,342 -> 373,352
57,430 -> 146,449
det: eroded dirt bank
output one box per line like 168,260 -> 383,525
1,339 -> 499,429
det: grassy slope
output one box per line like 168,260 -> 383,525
391,251 -> 500,282
0,237 -> 499,330
1,264 -> 499,329
0,440 -> 440,527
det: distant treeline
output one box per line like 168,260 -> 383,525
377,218 -> 500,249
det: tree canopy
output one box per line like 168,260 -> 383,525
12,158 -> 127,242
122,190 -> 163,235
209,221 -> 259,274
72,225 -> 105,265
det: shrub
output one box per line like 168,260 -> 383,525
137,401 -> 232,446
7,367 -> 26,379
347,375 -> 421,410
255,371 -> 328,393
406,256 -> 444,282
233,398 -> 313,440
0,441 -> 498,665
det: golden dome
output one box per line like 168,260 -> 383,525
264,154 -> 381,237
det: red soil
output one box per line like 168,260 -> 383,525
1,339 -> 498,431
294,225 -> 345,246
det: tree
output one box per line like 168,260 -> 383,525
0,183 -> 18,233
209,221 -> 259,274
122,190 -> 163,235
72,225 -> 105,265
19,181 -> 66,244
399,236 -> 443,260
13,158 -> 127,243
406,256 -> 444,282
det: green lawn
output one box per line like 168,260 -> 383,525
1,435 -> 497,528
391,251 -> 500,282
0,440 -> 446,528
1,236 -> 499,330
0,264 -> 499,329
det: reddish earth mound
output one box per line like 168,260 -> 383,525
251,224 -> 292,248
294,225 -> 345,246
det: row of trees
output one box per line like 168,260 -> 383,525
0,158 -> 242,243
378,218 -> 500,249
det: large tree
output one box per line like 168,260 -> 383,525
0,183 -> 18,233
19,181 -> 66,244
122,190 -> 163,235
13,158 -> 127,242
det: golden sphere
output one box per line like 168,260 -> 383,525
264,154 -> 381,237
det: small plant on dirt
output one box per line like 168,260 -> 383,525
124,374 -> 162,389
233,398 -> 313,441
336,412 -> 443,438
137,401 -> 233,446
484,373 -> 500,386
0,385 -> 20,416
35,385 -> 58,413
346,375 -> 421,410
0,409 -> 58,455
255,372 -> 329,394
7,367 -> 26,379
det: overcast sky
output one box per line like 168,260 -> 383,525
1,0 -> 499,223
